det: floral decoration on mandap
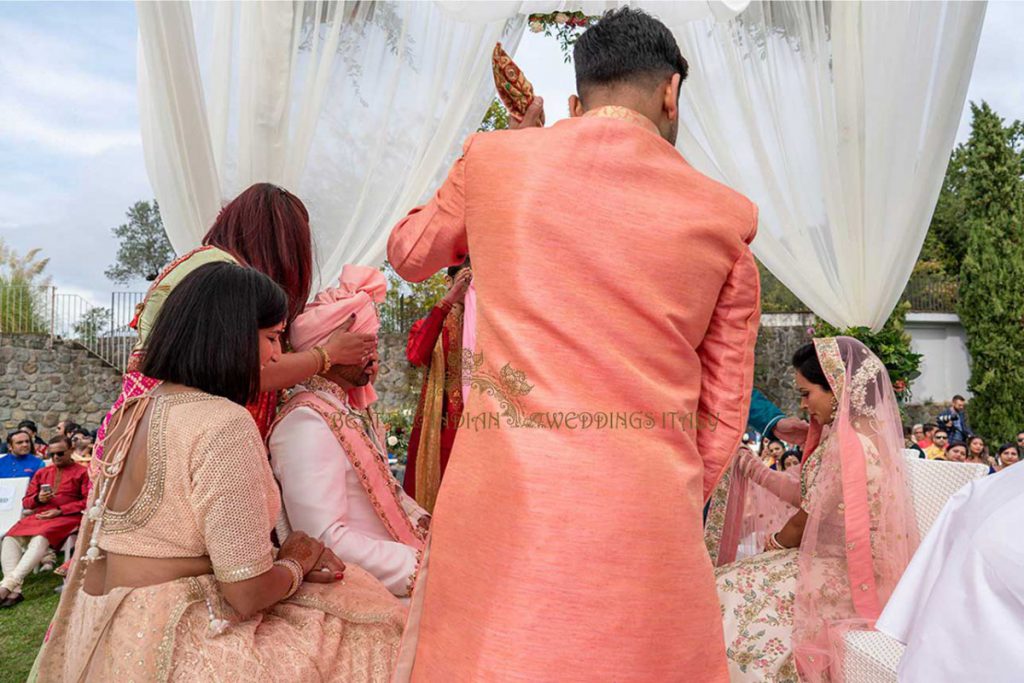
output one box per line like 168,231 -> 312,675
528,12 -> 599,62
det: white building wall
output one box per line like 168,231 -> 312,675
904,313 -> 971,403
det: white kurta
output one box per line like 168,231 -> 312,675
876,463 -> 1024,682
269,390 -> 426,598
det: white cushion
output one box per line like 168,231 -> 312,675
842,455 -> 990,682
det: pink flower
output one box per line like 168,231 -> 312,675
554,12 -> 569,25
529,20 -> 544,33
806,327 -> 816,336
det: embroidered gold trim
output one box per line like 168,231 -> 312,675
813,337 -> 846,401
155,577 -> 205,682
215,555 -> 274,583
285,593 -> 405,627
405,547 -> 424,598
104,392 -> 219,535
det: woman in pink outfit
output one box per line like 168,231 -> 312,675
707,338 -> 919,682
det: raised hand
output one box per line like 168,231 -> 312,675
324,315 -> 376,366
510,96 -> 545,129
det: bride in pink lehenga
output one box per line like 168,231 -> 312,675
33,263 -> 405,682
705,337 -> 919,682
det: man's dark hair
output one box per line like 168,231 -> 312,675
574,7 -> 688,100
791,343 -> 830,392
141,262 -> 288,406
6,429 -> 31,446
16,420 -> 37,434
71,427 -> 91,439
952,394 -> 966,402
63,421 -> 81,437
933,429 -> 949,438
48,435 -> 72,449
447,255 -> 471,279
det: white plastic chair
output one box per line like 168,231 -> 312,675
841,452 -> 990,682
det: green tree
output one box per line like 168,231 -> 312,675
73,306 -> 111,346
378,262 -> 448,335
813,300 -> 922,405
957,101 -> 1024,443
478,98 -> 510,132
105,200 -> 174,284
0,239 -> 50,334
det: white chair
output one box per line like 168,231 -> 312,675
841,452 -> 990,682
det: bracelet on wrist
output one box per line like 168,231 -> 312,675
311,346 -> 331,376
275,558 -> 304,599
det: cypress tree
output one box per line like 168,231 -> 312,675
957,102 -> 1024,443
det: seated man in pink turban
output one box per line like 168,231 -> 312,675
269,265 -> 430,600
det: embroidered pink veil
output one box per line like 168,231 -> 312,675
792,337 -> 918,679
706,337 -> 918,681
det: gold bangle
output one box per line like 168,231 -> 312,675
311,346 -> 331,375
274,558 -> 304,599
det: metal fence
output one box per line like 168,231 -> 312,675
902,278 -> 959,313
0,286 -> 144,372
379,295 -> 428,335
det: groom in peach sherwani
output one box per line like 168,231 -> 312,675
388,8 -> 759,681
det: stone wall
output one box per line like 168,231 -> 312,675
374,332 -> 425,413
0,335 -> 122,434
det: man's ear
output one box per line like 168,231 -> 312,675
568,94 -> 585,118
663,73 -> 681,121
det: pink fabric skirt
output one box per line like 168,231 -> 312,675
36,568 -> 406,682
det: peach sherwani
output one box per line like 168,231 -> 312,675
387,107 -> 760,682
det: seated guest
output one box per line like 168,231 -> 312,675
0,436 -> 88,608
904,425 -> 926,458
918,422 -> 938,450
271,266 -> 429,600
966,435 -> 994,472
34,262 -> 405,681
945,440 -> 968,462
71,431 -> 94,464
779,449 -> 801,472
911,423 -> 925,446
925,429 -> 949,459
762,438 -> 785,469
0,430 -> 44,479
877,456 -> 1024,681
57,420 -> 81,439
16,420 -> 48,459
996,443 -> 1020,471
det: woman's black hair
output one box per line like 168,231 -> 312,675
140,262 -> 288,406
997,443 -> 1019,458
792,343 -> 831,391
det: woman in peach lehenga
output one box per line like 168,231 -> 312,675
705,337 -> 919,682
33,263 -> 405,682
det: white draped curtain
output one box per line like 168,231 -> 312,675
137,0 -> 525,287
137,0 -> 986,328
673,0 -> 986,330
136,0 -> 743,287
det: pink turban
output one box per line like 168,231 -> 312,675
289,264 -> 386,409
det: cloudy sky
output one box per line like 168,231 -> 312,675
1,2 -> 1022,307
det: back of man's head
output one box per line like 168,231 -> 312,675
573,8 -> 687,106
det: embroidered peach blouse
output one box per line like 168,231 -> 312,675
100,391 -> 280,583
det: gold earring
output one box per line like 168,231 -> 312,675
829,396 -> 838,423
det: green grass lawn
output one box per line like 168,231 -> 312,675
0,572 -> 62,683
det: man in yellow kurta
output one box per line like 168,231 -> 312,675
387,9 -> 759,681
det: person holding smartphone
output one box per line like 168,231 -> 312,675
0,435 -> 89,608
